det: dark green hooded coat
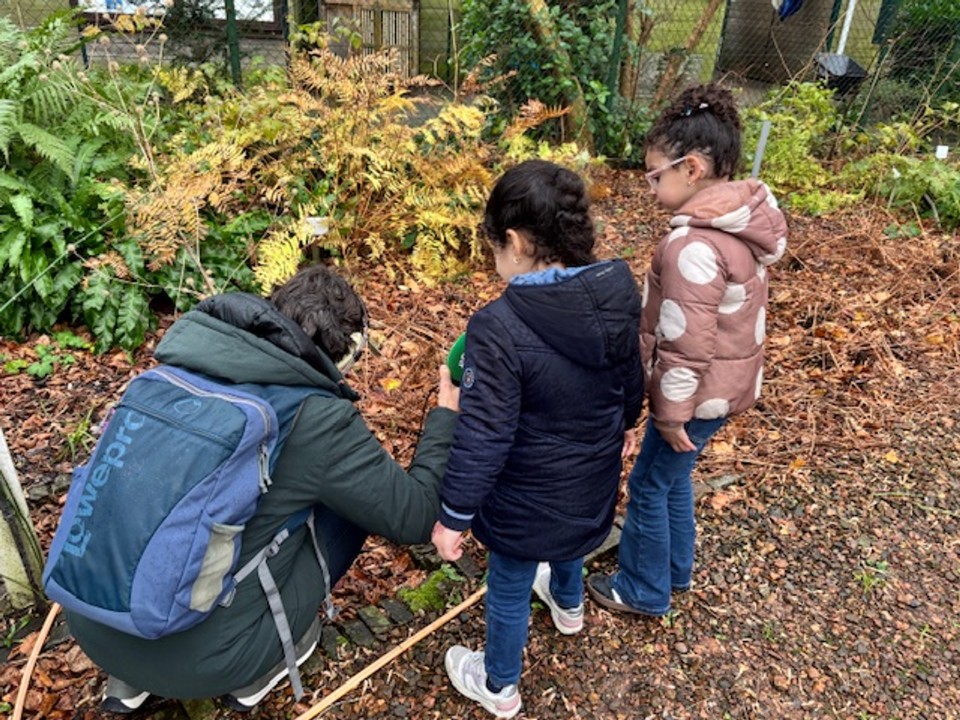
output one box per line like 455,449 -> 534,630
67,294 -> 457,698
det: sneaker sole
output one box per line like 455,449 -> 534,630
101,691 -> 151,714
226,621 -> 321,710
586,577 -> 666,617
532,576 -> 583,635
444,653 -> 522,719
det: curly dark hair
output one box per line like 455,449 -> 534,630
645,83 -> 742,179
270,265 -> 367,360
482,159 -> 597,267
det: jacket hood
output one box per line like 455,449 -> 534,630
154,293 -> 353,398
672,179 -> 788,267
503,259 -> 641,369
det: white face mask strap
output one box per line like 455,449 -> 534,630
335,329 -> 368,373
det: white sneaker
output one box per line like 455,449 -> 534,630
223,616 -> 321,711
444,646 -> 522,719
101,676 -> 151,714
532,562 -> 584,635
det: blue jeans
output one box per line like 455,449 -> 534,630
484,551 -> 584,687
613,417 -> 726,615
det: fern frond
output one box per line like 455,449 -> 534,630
158,66 -> 208,104
27,80 -> 72,124
502,99 -> 571,141
17,121 -> 75,174
0,171 -> 29,192
10,194 -> 34,228
253,219 -> 314,294
0,98 -> 17,159
85,250 -> 133,280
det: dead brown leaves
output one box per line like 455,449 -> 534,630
3,169 -> 959,719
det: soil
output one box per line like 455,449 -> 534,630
3,168 -> 959,720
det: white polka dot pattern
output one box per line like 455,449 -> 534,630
677,242 -> 718,285
666,226 -> 690,245
711,205 -> 752,233
695,398 -> 730,419
758,236 -> 787,266
640,177 -> 787,424
659,299 -> 686,340
754,307 -> 766,345
718,283 -> 746,314
661,367 -> 699,402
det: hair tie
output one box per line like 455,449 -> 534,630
682,102 -> 710,117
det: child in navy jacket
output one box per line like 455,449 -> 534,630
432,159 -> 643,718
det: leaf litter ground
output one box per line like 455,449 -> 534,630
2,168 -> 959,720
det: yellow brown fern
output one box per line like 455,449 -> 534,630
127,37 -> 591,292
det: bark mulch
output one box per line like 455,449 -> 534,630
3,168 -> 959,720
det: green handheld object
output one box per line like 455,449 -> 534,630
446,332 -> 467,385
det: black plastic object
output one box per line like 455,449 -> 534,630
815,52 -> 867,95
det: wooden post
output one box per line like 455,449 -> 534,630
0,427 -> 44,613
652,0 -> 724,106
619,2 -> 655,105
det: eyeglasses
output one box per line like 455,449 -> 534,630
644,156 -> 688,189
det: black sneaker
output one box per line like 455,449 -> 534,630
222,615 -> 322,711
101,676 -> 151,714
586,573 -> 665,617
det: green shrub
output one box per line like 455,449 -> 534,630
0,12 -> 267,351
459,0 -> 648,163
0,13 -> 148,351
742,82 -> 861,214
887,0 -> 959,104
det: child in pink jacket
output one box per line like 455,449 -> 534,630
588,83 -> 788,616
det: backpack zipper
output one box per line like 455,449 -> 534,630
153,368 -> 274,493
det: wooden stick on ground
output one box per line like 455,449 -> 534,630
13,602 -> 61,720
294,585 -> 488,720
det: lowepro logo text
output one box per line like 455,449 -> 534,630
64,410 -> 146,558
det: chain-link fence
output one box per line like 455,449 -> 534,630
4,1 -> 957,111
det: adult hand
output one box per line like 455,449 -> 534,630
437,365 -> 460,412
621,428 -> 638,458
431,521 -> 464,561
653,420 -> 696,453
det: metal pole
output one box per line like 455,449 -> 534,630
836,0 -> 858,56
825,0 -> 843,51
224,0 -> 242,87
751,120 -> 772,178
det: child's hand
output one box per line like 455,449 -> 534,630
653,420 -> 697,453
431,522 -> 464,561
622,428 -> 638,458
437,365 -> 460,412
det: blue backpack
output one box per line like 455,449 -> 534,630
43,365 -> 334,698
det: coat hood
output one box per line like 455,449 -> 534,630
154,293 -> 353,398
672,179 -> 788,267
503,259 -> 641,369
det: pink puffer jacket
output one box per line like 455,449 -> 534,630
642,179 -> 788,424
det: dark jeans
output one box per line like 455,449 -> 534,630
314,503 -> 368,586
484,551 -> 584,687
613,417 -> 726,614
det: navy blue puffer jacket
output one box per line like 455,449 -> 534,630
438,259 -> 643,561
